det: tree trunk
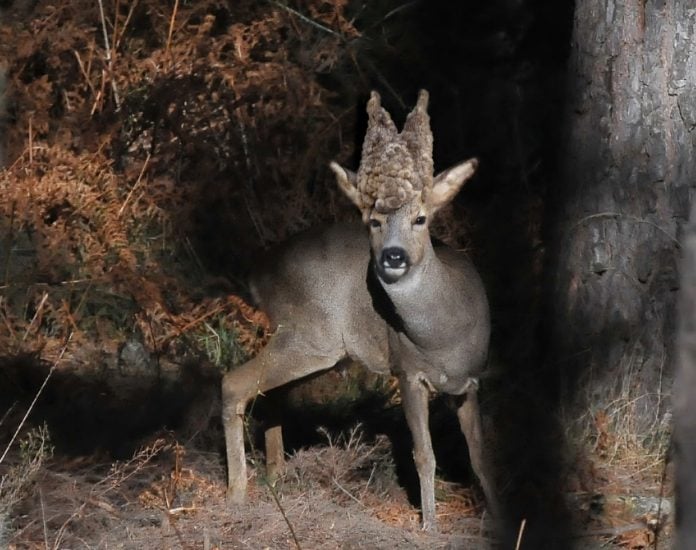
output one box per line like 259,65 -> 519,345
676,206 -> 696,548
549,2 -> 695,436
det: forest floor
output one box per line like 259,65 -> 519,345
0,417 -> 672,550
3,429 -> 496,549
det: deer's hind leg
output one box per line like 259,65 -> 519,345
456,381 -> 501,518
222,327 -> 344,504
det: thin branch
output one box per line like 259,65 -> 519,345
114,0 -> 139,51
40,489 -> 49,550
3,200 -> 15,286
21,291 -> 48,343
165,0 -> 180,66
515,518 -> 526,550
361,58 -> 406,110
0,332 -> 73,466
241,398 -> 301,549
111,0 -> 121,56
361,0 -> 420,32
265,480 -> 303,550
96,0 -> 121,109
28,115 -> 33,165
0,402 -> 17,428
332,478 -> 365,507
269,0 -> 342,38
119,153 -> 151,217
73,49 -> 97,97
382,0 -> 420,22
571,212 -> 680,248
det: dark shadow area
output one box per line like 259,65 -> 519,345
0,354 -> 478,518
0,355 -> 220,459
366,1 -> 577,546
251,384 -> 485,512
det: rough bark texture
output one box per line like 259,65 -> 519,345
550,1 -> 695,431
676,206 -> 696,549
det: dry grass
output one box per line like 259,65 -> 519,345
555,350 -> 673,548
281,425 -> 398,504
2,427 -> 492,549
560,356 -> 671,491
0,424 -> 52,548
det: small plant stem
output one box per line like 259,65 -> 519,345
242,397 -> 301,549
3,200 -> 15,285
114,0 -> 139,51
118,153 -> 151,217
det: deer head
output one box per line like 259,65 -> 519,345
330,90 -> 478,284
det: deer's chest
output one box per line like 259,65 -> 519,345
388,329 -> 480,395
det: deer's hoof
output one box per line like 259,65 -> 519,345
421,518 -> 437,533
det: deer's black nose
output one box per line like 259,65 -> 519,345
381,247 -> 408,268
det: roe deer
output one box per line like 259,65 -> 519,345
222,90 -> 499,531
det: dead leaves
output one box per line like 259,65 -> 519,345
0,0 -> 357,366
0,143 -> 268,365
615,526 -> 654,549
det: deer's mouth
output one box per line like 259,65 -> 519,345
375,247 -> 410,283
377,266 -> 408,284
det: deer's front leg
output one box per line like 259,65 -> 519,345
264,425 -> 286,482
399,374 -> 437,532
457,380 -> 501,518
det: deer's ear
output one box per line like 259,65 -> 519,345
431,158 -> 478,211
330,162 -> 362,208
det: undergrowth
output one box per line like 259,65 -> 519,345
557,337 -> 671,491
0,0 -> 480,370
0,424 -> 53,547
0,0 -> 370,369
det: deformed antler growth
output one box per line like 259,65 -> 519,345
356,90 -> 433,213
332,90 -> 438,219
400,89 -> 434,192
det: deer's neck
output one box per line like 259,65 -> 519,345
378,243 -> 451,346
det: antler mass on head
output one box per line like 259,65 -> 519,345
356,90 -> 434,213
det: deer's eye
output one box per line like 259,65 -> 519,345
369,218 -> 382,228
414,215 -> 427,225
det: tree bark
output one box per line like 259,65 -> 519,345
676,206 -> 696,549
549,1 -> 695,432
